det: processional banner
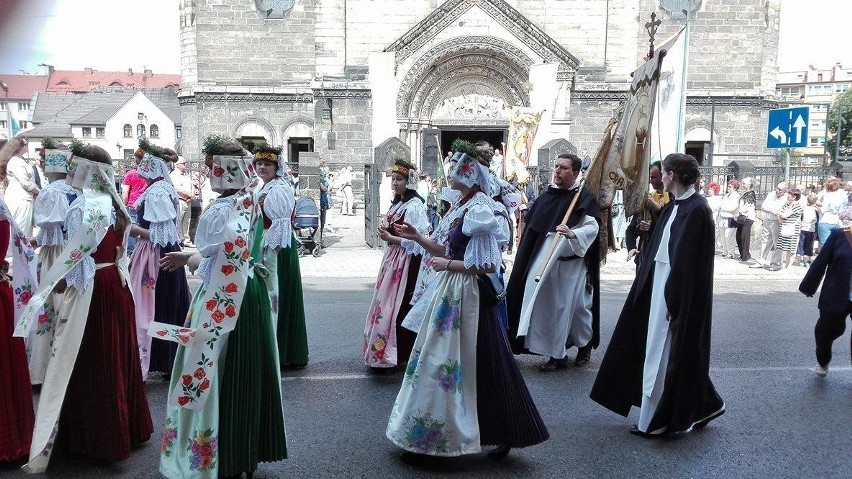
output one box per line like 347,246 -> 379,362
585,50 -> 667,217
504,108 -> 543,184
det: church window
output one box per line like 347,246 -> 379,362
150,124 -> 159,138
124,124 -> 133,137
137,124 -> 146,138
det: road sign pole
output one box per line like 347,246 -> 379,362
836,111 -> 842,162
784,148 -> 790,182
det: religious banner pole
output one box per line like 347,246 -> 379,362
533,178 -> 586,282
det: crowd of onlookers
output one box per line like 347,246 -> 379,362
703,176 -> 852,272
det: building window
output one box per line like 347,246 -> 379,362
124,149 -> 135,160
137,124 -> 146,138
807,84 -> 832,96
123,124 -> 132,137
19,120 -> 28,129
836,83 -> 850,93
175,127 -> 182,139
150,124 -> 159,138
0,101 -> 6,111
777,86 -> 802,97
96,127 -> 105,138
17,102 -> 29,111
82,127 -> 91,137
809,137 -> 825,147
138,112 -> 145,121
0,120 -> 5,129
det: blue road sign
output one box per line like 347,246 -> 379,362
767,107 -> 809,149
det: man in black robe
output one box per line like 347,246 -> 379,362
506,153 -> 601,369
590,153 -> 725,437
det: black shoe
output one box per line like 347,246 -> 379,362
693,407 -> 725,429
574,345 -> 592,366
629,424 -> 662,439
487,445 -> 511,459
538,357 -> 569,372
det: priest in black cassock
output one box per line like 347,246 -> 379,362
506,153 -> 601,371
590,153 -> 725,438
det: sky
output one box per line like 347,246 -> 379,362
0,0 -> 849,75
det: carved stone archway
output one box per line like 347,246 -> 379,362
233,117 -> 277,144
396,36 -> 534,124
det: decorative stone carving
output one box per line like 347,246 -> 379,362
396,36 -> 533,118
432,94 -> 509,121
537,138 -> 577,167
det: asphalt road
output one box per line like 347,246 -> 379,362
2,275 -> 850,478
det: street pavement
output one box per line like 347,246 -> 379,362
2,210 -> 850,478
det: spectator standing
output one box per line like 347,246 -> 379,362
736,178 -> 758,263
778,188 -> 804,270
169,157 -> 194,247
754,181 -> 788,271
797,194 -> 818,267
799,206 -> 852,377
122,147 -> 148,255
1,137 -> 38,237
319,168 -> 330,247
718,180 -> 740,258
816,177 -> 848,250
339,166 -> 354,215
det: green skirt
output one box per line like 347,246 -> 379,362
276,237 -> 309,368
218,274 -> 288,475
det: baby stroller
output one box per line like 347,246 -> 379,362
293,196 -> 321,257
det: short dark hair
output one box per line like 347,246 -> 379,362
789,188 -> 801,201
556,153 -> 581,173
662,153 -> 700,187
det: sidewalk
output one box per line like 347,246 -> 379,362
296,209 -> 810,281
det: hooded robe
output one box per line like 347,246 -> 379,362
590,192 -> 724,434
506,185 -> 601,353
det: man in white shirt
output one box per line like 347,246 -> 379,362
3,137 -> 39,237
755,181 -> 788,271
170,157 -> 195,246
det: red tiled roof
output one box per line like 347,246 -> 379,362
47,68 -> 181,93
0,74 -> 49,100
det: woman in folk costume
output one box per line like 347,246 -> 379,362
363,158 -> 429,370
388,146 -> 549,459
590,153 -> 724,438
155,136 -> 286,478
0,147 -> 37,462
253,145 -> 308,369
128,139 -> 192,380
15,141 -> 152,472
28,138 -> 77,385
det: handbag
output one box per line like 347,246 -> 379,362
476,274 -> 504,307
735,214 -> 748,225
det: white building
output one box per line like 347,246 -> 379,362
23,87 -> 181,167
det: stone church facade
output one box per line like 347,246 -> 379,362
177,0 -> 781,172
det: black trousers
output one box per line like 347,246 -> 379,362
815,301 -> 852,367
736,220 -> 753,261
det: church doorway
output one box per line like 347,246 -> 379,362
685,141 -> 708,165
288,137 -> 314,166
440,129 -> 506,158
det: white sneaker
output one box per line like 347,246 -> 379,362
814,364 -> 828,377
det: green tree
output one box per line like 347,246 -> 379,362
826,88 -> 852,161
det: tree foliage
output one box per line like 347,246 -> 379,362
826,88 -> 852,161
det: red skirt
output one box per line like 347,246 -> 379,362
0,281 -> 34,462
58,266 -> 153,461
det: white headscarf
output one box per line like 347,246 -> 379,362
448,152 -> 491,197
43,149 -> 71,174
210,155 -> 255,193
137,152 -> 173,184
